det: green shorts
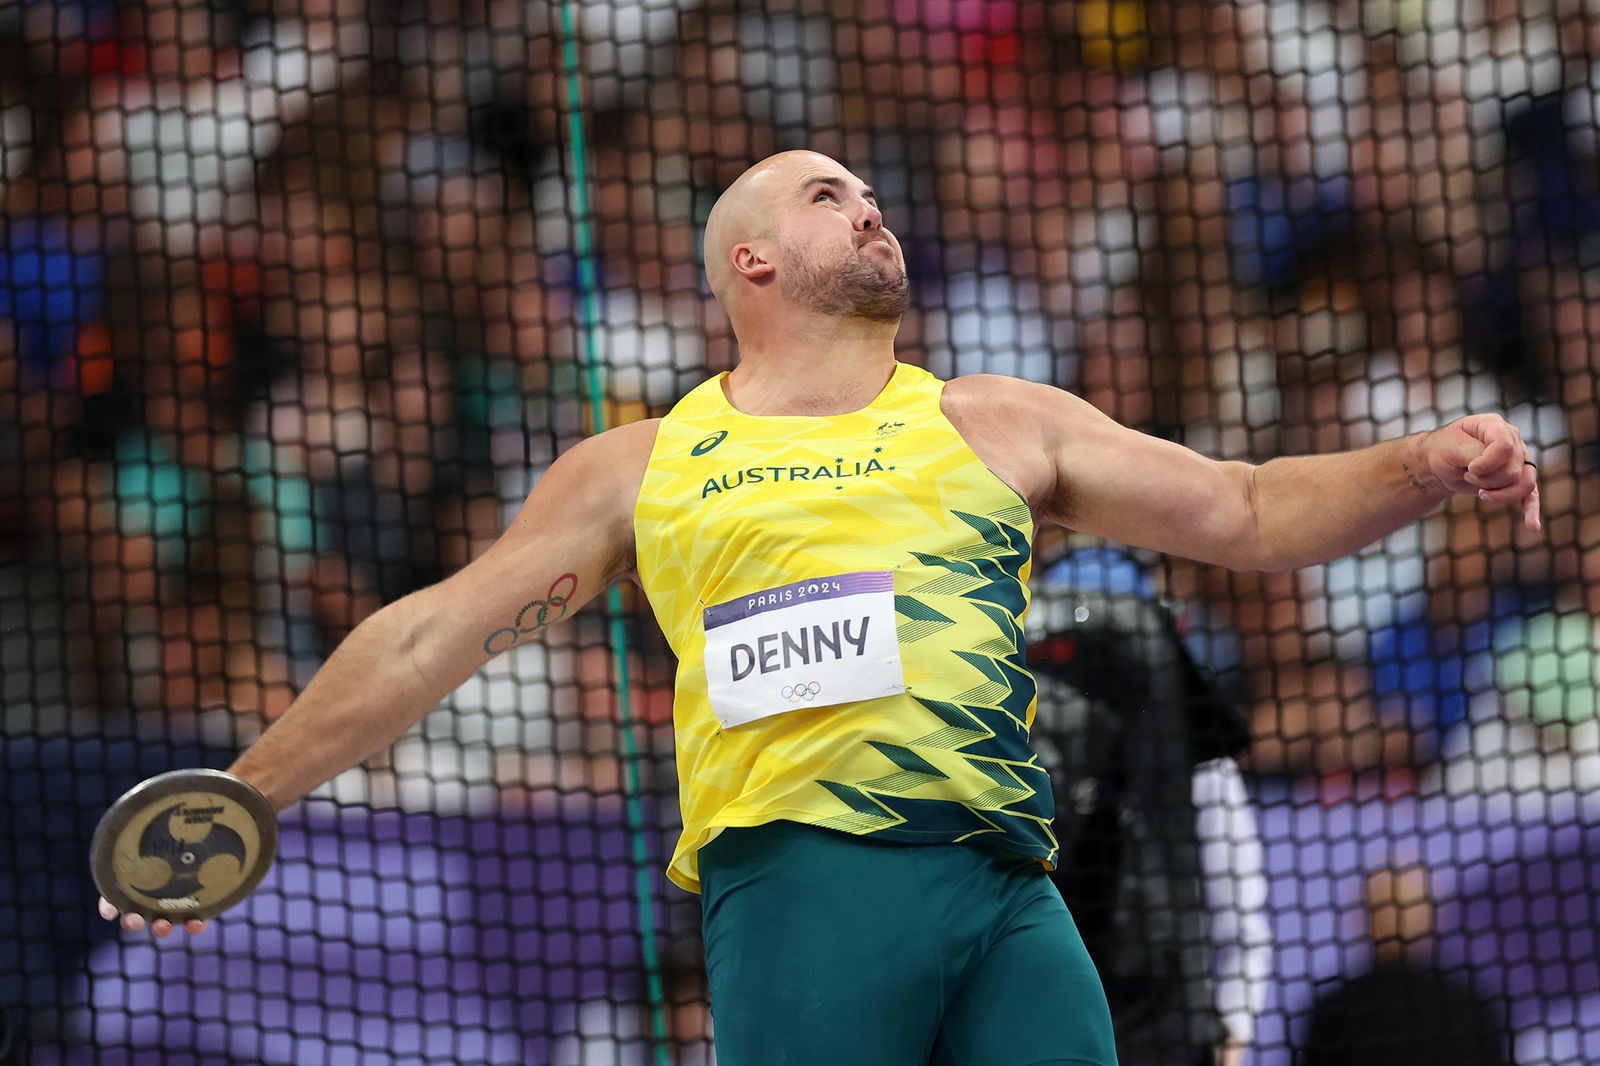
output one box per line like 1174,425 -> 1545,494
699,820 -> 1118,1066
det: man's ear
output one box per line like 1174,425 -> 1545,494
732,242 -> 775,283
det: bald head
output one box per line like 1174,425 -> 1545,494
702,151 -> 907,329
704,151 -> 832,302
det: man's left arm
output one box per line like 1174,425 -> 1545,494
955,377 -> 1540,571
1223,413 -> 1539,568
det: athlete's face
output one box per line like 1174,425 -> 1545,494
771,167 -> 909,322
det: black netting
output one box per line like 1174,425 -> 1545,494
2,1 -> 1598,1064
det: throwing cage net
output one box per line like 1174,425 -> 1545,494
2,0 -> 1598,1063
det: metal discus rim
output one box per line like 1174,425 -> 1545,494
91,768 -> 279,922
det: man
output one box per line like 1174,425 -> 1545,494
102,150 -> 1540,1065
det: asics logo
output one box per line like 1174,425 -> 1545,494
692,430 -> 729,455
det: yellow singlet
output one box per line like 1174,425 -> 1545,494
635,362 -> 1057,891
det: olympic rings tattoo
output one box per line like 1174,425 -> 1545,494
482,572 -> 579,655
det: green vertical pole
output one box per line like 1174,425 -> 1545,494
554,4 -> 673,1064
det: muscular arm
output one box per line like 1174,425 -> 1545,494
229,419 -> 658,810
945,376 -> 1539,572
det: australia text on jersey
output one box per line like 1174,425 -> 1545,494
701,458 -> 889,498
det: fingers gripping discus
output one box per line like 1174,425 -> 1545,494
91,769 -> 278,921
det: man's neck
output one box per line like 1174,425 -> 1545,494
724,312 -> 900,417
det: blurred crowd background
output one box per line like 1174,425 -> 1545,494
1,0 -> 1598,1063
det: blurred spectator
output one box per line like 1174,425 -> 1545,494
384,58 -> 557,393
1030,549 -> 1269,1066
602,2 -> 859,373
664,2 -> 845,197
1300,864 -> 1514,1066
1472,0 -> 1600,467
582,107 -> 711,421
1065,0 -> 1320,449
1421,490 -> 1600,796
248,85 -> 506,645
1380,457 -> 1595,771
848,0 -> 1041,126
0,55 -> 33,207
0,140 -> 127,711
64,0 -> 374,260
918,24 -> 1160,414
926,97 -> 1081,388
1169,559 -> 1420,789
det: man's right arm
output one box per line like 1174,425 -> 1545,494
104,418 -> 658,933
230,418 -> 658,808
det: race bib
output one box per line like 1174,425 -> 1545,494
702,571 -> 907,729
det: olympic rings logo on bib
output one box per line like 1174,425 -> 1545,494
781,681 -> 822,702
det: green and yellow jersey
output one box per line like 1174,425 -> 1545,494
634,362 -> 1056,892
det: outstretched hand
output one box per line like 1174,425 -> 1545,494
1418,414 -> 1541,531
98,896 -> 207,938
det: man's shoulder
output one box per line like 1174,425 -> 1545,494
940,372 -> 1058,410
558,418 -> 662,486
597,416 -> 664,451
933,376 -> 1067,508
939,373 -> 1064,434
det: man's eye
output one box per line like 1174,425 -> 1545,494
814,192 -> 835,202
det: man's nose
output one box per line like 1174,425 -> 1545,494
853,201 -> 883,231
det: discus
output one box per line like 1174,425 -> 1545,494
91,768 -> 278,922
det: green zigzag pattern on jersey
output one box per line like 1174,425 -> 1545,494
857,741 -> 949,793
813,506 -> 1054,847
896,596 -> 956,643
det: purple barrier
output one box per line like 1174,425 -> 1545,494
1449,822 -> 1600,1003
33,787 -> 1600,1064
1252,786 -> 1600,1066
46,797 -> 671,1066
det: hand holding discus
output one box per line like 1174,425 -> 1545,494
92,768 -> 279,937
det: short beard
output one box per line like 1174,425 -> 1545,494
778,240 -> 910,322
